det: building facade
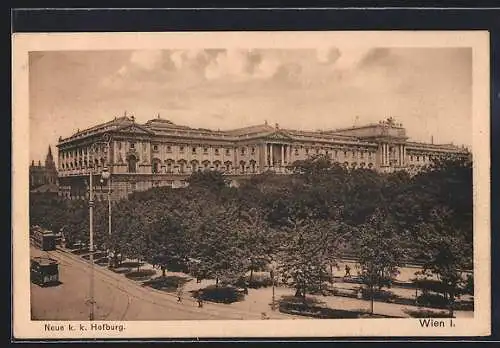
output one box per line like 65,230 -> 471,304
29,146 -> 58,190
56,115 -> 469,201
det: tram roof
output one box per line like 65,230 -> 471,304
31,257 -> 59,266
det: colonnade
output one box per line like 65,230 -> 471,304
380,143 -> 406,167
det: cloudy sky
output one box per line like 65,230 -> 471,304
29,47 -> 472,163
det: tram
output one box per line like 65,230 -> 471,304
30,256 -> 60,286
30,226 -> 57,251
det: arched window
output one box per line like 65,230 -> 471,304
152,159 -> 161,174
179,160 -> 186,174
166,160 -> 174,173
225,161 -> 232,172
250,160 -> 256,173
240,161 -> 246,174
127,155 -> 137,173
191,160 -> 199,172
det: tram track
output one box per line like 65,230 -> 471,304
42,249 -> 128,320
48,249 -> 226,320
49,248 -> 278,320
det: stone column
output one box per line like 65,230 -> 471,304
264,143 -> 268,167
385,144 -> 388,165
270,143 -> 274,168
399,145 -> 403,166
385,144 -> 390,165
289,145 -> 292,161
281,145 -> 285,167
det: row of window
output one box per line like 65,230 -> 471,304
60,145 -> 108,159
408,154 -> 444,162
60,158 -> 107,170
150,160 -> 258,174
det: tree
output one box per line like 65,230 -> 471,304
278,218 -> 332,301
354,210 -> 406,315
414,207 -> 471,317
148,214 -> 188,277
187,170 -> 229,193
237,208 -> 275,285
188,201 -> 247,286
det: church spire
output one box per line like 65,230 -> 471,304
45,145 -> 55,169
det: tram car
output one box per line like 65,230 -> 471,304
30,226 -> 57,251
30,256 -> 60,286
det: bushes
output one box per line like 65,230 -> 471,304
125,269 -> 156,281
404,308 -> 452,318
142,276 -> 190,292
360,288 -> 397,302
278,296 -> 379,319
235,272 -> 274,289
417,293 -> 449,308
194,285 -> 245,304
463,274 -> 474,295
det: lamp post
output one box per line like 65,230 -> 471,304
88,134 -> 111,321
99,165 -> 111,268
88,156 -> 95,321
270,261 -> 277,311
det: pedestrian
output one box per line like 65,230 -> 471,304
176,285 -> 184,303
197,297 -> 204,308
345,265 -> 351,277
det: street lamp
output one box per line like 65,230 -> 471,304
88,133 -> 111,321
270,261 -> 277,311
100,166 -> 112,268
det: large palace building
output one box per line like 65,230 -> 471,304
56,115 -> 469,201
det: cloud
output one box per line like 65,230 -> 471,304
204,50 -> 250,80
129,50 -> 163,70
357,48 -> 393,68
272,62 -> 303,85
334,47 -> 372,70
203,49 -> 282,81
253,56 -> 281,79
316,47 -> 341,64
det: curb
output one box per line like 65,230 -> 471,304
54,247 -> 287,320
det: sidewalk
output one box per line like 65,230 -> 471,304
58,247 -> 473,319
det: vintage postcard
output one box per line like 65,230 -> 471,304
12,31 -> 490,339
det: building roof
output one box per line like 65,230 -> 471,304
56,115 -> 468,153
58,116 -> 134,144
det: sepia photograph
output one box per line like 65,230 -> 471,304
12,31 -> 490,339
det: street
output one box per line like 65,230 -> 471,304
30,246 -> 285,320
30,246 -> 473,321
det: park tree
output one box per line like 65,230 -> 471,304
354,210 -> 406,315
147,213 -> 188,277
236,207 -> 275,285
188,201 -> 248,286
187,169 -> 229,193
414,206 -> 472,318
278,218 -> 332,300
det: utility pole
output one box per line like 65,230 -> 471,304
88,164 -> 95,321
